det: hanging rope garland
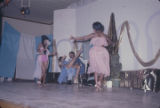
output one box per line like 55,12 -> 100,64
117,21 -> 160,67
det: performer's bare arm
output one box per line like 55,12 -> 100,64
70,33 -> 95,41
37,44 -> 44,54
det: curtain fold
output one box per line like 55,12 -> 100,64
0,22 -> 20,78
16,33 -> 35,79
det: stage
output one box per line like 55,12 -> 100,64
0,82 -> 160,108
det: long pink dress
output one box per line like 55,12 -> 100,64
88,36 -> 110,77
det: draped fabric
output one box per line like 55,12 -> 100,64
119,21 -> 160,70
16,34 -> 35,80
35,35 -> 53,72
0,22 -> 20,78
0,21 -> 54,79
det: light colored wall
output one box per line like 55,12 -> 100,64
53,9 -> 76,58
3,17 -> 53,36
53,9 -> 76,72
75,0 -> 160,70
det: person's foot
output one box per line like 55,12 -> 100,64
42,83 -> 46,87
95,84 -> 101,91
95,83 -> 100,89
38,84 -> 43,88
95,81 -> 103,91
95,84 -> 98,88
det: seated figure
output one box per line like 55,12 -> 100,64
57,49 -> 84,84
68,51 -> 85,83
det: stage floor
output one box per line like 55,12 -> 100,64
0,82 -> 160,108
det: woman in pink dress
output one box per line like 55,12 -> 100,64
71,22 -> 111,90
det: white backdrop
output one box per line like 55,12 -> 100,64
53,9 -> 76,72
16,33 -> 35,80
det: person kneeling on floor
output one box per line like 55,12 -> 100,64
57,49 -> 83,84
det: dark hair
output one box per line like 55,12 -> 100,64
69,51 -> 75,55
41,35 -> 49,46
92,22 -> 104,32
58,57 -> 63,62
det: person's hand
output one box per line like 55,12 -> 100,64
53,52 -> 57,56
62,55 -> 67,59
70,36 -> 76,41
